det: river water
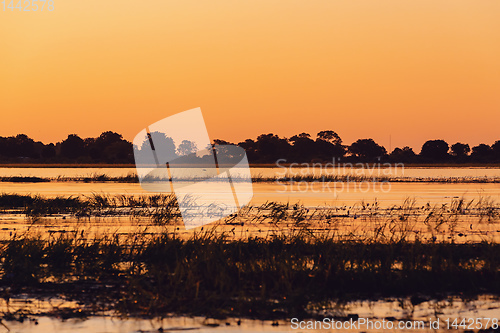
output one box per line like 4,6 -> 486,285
1,167 -> 500,207
1,167 -> 500,332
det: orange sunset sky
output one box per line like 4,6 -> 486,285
1,0 -> 499,151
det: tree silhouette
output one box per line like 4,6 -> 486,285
471,144 -> 492,162
177,140 -> 198,156
213,139 -> 233,146
390,146 -> 416,163
289,133 -> 318,162
420,140 -> 449,162
254,134 -> 291,163
317,130 -> 342,145
60,134 -> 86,159
450,143 -> 470,158
96,131 -> 123,147
0,134 -> 39,159
237,139 -> 257,162
103,141 -> 133,163
491,141 -> 500,162
2,130 -> 500,164
41,143 -> 56,159
349,139 -> 387,160
134,132 -> 177,165
315,131 -> 345,161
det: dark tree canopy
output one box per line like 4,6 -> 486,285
1,130 -> 500,164
492,141 -> 500,159
317,130 -> 342,145
254,134 -> 291,163
389,146 -> 416,163
450,143 -> 470,158
60,134 -> 86,159
471,144 -> 492,162
348,139 -> 387,160
289,133 -> 318,162
420,140 -> 449,162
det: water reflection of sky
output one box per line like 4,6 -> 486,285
1,167 -> 500,179
2,296 -> 500,333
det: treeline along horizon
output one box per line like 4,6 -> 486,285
1,130 -> 500,164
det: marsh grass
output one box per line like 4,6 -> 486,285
1,193 -> 500,319
2,192 -> 500,242
0,176 -> 50,183
0,192 -> 181,226
1,230 -> 500,319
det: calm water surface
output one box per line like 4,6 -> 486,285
1,176 -> 499,208
1,167 -> 500,179
2,295 -> 499,333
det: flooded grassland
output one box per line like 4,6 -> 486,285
0,167 -> 500,332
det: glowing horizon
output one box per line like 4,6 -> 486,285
1,0 -> 499,150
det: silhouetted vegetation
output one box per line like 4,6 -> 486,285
0,131 -> 133,164
0,193 -> 499,319
2,130 -> 500,164
1,232 -> 500,319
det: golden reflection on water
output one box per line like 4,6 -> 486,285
1,167 -> 500,179
0,182 -> 500,207
1,296 -> 500,333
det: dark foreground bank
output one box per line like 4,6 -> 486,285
1,231 -> 499,321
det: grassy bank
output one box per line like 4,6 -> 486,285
1,231 -> 500,319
